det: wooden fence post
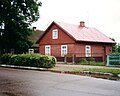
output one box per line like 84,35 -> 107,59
72,54 -> 75,64
64,55 -> 67,63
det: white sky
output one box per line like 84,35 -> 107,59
32,0 -> 120,43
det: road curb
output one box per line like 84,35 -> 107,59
0,64 -> 48,71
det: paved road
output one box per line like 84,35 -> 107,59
0,67 -> 120,96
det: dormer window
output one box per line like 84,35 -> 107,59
52,29 -> 58,39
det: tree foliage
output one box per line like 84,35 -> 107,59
110,38 -> 116,53
110,38 -> 120,53
117,43 -> 120,53
112,44 -> 120,53
0,0 -> 41,53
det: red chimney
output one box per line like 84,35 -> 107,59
80,21 -> 85,27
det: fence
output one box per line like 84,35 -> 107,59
56,53 -> 104,63
106,54 -> 120,67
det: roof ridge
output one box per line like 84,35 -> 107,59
54,21 -> 97,29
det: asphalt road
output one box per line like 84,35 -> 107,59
0,67 -> 120,96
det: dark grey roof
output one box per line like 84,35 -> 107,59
29,29 -> 44,47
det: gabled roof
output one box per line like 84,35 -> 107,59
29,29 -> 44,47
38,21 -> 115,44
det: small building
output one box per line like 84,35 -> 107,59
28,27 -> 44,53
37,21 -> 115,62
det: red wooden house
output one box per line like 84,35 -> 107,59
37,21 -> 115,62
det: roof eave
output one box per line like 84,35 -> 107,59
76,40 -> 116,44
37,21 -> 77,43
36,22 -> 55,43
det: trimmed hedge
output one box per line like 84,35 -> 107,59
0,54 -> 57,68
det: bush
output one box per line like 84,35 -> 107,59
0,54 -> 12,64
77,58 -> 88,64
9,54 -> 23,66
77,57 -> 96,65
87,57 -> 95,64
0,54 -> 57,68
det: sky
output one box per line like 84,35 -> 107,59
32,0 -> 120,43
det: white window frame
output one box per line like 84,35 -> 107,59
52,29 -> 58,39
11,49 -> 14,54
29,49 -> 34,54
61,45 -> 67,57
85,45 -> 91,57
45,45 -> 51,55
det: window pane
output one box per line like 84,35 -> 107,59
85,45 -> 91,57
29,49 -> 34,54
45,45 -> 51,55
52,29 -> 58,39
61,45 -> 67,57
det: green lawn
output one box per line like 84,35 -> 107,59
66,68 -> 120,75
83,68 -> 120,75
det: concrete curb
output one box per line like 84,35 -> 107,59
0,64 -> 65,75
0,64 -> 48,71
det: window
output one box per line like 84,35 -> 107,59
61,45 -> 67,57
52,29 -> 58,39
29,49 -> 34,54
45,45 -> 51,55
11,49 -> 14,54
85,45 -> 91,57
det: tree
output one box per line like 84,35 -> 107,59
110,38 -> 117,53
0,0 -> 42,53
117,43 -> 120,53
110,38 -> 120,53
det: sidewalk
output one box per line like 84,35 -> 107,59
49,63 -> 120,72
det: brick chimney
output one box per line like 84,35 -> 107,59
80,21 -> 85,27
33,27 -> 36,31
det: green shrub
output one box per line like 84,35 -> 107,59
8,54 -> 57,68
76,57 -> 103,66
0,54 -> 12,64
39,56 -> 57,68
9,54 -> 23,66
87,57 -> 95,64
77,58 -> 88,64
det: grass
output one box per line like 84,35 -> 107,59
66,68 -> 120,75
83,68 -> 120,75
65,68 -> 120,80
